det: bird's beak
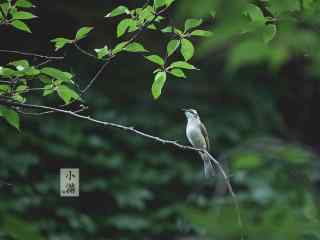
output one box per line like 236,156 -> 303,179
181,108 -> 188,112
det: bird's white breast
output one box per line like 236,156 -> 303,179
186,119 -> 206,149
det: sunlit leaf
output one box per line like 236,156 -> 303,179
15,0 -> 34,8
10,20 -> 31,33
180,39 -> 194,61
167,39 -> 180,56
190,29 -> 212,37
245,3 -> 265,24
184,18 -> 202,32
41,67 -> 72,82
0,106 -> 20,130
105,5 -> 130,18
51,37 -> 73,51
94,46 -> 109,59
124,42 -> 148,52
154,0 -> 166,9
152,71 -> 166,99
117,19 -> 136,37
11,11 -> 37,20
75,26 -> 94,40
144,55 -> 164,66
169,68 -> 186,78
57,85 -> 80,104
170,61 -> 198,70
112,41 -> 128,54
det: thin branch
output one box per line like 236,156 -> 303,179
0,80 -> 11,84
80,57 -> 113,95
0,50 -> 64,60
16,104 -> 88,116
74,43 -> 98,60
35,59 -> 52,67
0,98 -> 192,147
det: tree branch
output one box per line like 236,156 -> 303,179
0,50 -> 64,60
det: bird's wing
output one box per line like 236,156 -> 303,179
200,122 -> 210,151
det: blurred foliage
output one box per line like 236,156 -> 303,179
1,0 -> 320,239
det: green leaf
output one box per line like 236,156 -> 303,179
51,37 -> 73,51
184,18 -> 202,32
57,85 -> 80,104
41,67 -> 72,82
144,55 -> 164,66
15,0 -> 34,8
169,68 -> 186,78
138,5 -> 155,22
154,0 -> 166,9
105,5 -> 130,18
0,3 -> 10,17
263,24 -> 277,44
147,24 -> 157,30
210,10 -> 216,19
167,39 -> 180,56
112,41 -> 128,54
0,67 -> 16,77
10,20 -> 31,33
190,29 -> 212,37
170,61 -> 197,70
180,39 -> 194,61
75,26 -> 94,40
0,106 -> 20,130
151,71 -> 166,99
11,11 -> 37,20
0,84 -> 11,93
124,42 -> 148,52
24,67 -> 40,76
43,84 -> 55,96
245,3 -> 265,24
94,46 -> 109,59
165,0 -> 175,7
117,18 -> 135,37
9,59 -> 29,69
161,26 -> 173,33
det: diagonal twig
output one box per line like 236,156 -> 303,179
0,49 -> 64,60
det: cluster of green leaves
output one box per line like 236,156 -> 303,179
0,59 -> 80,129
1,0 -> 214,130
145,17 -> 212,99
52,0 -> 212,100
0,0 -> 36,33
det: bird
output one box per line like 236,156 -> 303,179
182,108 -> 215,178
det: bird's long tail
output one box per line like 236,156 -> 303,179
200,152 -> 215,178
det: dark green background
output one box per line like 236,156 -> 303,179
1,0 -> 320,239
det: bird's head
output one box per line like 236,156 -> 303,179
182,108 -> 200,120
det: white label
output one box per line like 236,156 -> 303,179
60,168 -> 79,197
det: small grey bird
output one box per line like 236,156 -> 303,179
182,108 -> 215,177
